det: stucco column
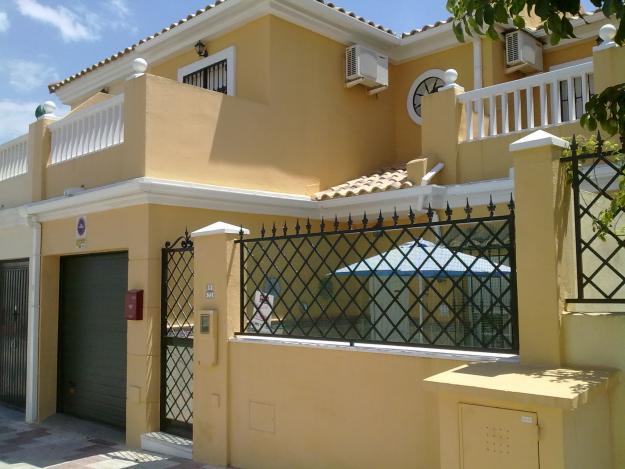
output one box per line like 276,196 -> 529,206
421,83 -> 465,185
592,30 -> 624,92
510,130 -> 570,367
191,222 -> 248,466
27,116 -> 55,202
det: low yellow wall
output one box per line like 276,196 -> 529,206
0,225 -> 32,260
0,174 -> 33,209
563,312 -> 625,468
228,340 -> 463,469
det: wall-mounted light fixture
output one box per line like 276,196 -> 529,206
195,40 -> 208,57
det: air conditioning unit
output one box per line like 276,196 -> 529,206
505,30 -> 543,74
345,45 -> 388,94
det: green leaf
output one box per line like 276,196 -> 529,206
513,15 -> 526,29
453,21 -> 466,42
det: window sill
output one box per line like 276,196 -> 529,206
230,335 -> 519,363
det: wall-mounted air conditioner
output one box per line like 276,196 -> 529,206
505,30 -> 543,74
345,45 -> 389,95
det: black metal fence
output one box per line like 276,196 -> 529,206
236,200 -> 518,353
161,231 -> 194,438
182,59 -> 227,94
564,133 -> 625,303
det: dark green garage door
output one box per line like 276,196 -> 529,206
0,260 -> 29,410
58,252 -> 128,428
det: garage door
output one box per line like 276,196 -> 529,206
0,260 -> 29,410
58,252 -> 128,428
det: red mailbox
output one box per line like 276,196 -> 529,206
125,290 -> 143,320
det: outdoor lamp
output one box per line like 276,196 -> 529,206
195,40 -> 208,57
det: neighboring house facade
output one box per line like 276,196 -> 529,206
0,0 -> 623,468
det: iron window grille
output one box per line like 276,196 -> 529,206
563,133 -> 625,303
235,199 -> 518,353
182,59 -> 228,94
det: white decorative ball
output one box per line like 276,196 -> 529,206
132,58 -> 148,74
599,24 -> 617,42
444,69 -> 458,86
43,101 -> 57,114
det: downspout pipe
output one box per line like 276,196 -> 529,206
25,214 -> 41,423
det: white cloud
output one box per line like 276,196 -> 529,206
109,0 -> 129,18
14,0 -> 93,42
2,60 -> 59,92
0,100 -> 39,142
0,12 -> 9,32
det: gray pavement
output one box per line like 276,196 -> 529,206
0,405 -> 210,468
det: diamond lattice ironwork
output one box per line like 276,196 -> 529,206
236,202 -> 518,353
564,133 -> 625,302
161,230 -> 194,437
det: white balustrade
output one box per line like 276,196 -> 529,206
458,62 -> 593,142
0,135 -> 28,182
49,94 -> 124,165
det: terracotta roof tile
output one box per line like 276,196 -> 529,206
312,167 -> 413,201
48,1 -> 455,94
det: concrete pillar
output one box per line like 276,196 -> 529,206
510,130 -> 571,367
421,84 -> 465,185
592,29 -> 624,91
191,222 -> 248,466
27,116 -> 55,202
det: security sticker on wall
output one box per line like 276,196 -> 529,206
75,216 -> 87,249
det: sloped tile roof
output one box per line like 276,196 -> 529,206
48,1 -> 454,94
312,167 -> 413,201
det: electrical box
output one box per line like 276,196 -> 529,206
124,290 -> 143,320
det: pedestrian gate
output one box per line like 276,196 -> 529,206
161,231 -> 194,437
0,260 -> 29,410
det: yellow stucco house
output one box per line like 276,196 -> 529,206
0,0 -> 623,467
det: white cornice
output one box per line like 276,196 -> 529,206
3,176 -> 516,225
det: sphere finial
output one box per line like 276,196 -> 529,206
599,24 -> 617,43
444,69 -> 458,86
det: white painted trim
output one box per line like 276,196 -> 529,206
232,336 -> 519,362
472,38 -> 482,89
407,69 -> 446,125
177,46 -> 236,96
549,57 -> 592,71
509,129 -> 569,152
25,216 -> 40,423
16,175 -> 516,223
192,221 -> 249,237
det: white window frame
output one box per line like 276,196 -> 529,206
177,46 -> 236,96
407,69 -> 446,125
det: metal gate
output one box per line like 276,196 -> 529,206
161,231 -> 194,437
0,260 -> 29,410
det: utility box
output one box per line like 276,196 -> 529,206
460,404 -> 539,469
424,363 -> 613,469
124,289 -> 143,320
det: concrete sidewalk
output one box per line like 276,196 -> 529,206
0,406 -> 209,468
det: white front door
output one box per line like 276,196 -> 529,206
369,276 -> 410,342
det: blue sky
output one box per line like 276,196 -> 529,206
0,0 -> 595,143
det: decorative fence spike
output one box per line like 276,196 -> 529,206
295,219 -> 301,235
445,202 -> 453,221
306,218 -> 312,234
283,221 -> 288,236
464,198 -> 473,219
570,134 -> 578,157
320,217 -> 326,232
347,213 -> 353,230
488,195 -> 496,217
362,211 -> 368,229
409,206 -> 415,224
261,223 -> 266,238
239,226 -> 245,239
377,210 -> 384,227
427,203 -> 434,222
271,222 -> 277,237
508,193 -> 516,213
334,215 -> 340,232
392,207 -> 399,226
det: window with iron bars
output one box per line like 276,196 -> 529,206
182,59 -> 228,94
235,200 -> 518,353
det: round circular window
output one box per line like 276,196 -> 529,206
407,69 -> 446,125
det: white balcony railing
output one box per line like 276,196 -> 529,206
458,62 -> 594,142
49,94 -> 124,165
0,135 -> 28,182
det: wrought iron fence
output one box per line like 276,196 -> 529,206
563,133 -> 625,303
235,199 -> 518,353
182,59 -> 227,94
